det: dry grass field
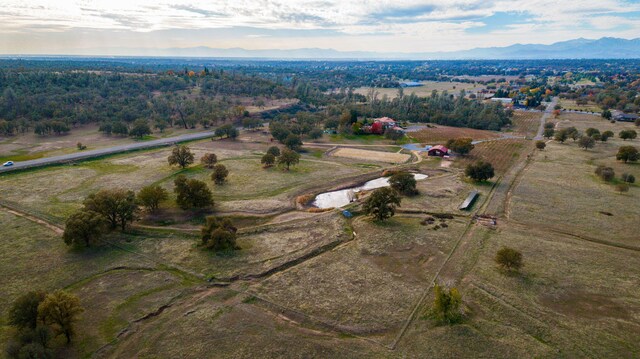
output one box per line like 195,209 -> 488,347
354,81 -> 482,99
409,125 -> 501,144
329,148 -> 410,164
558,98 -> 602,113
2,110 -> 640,358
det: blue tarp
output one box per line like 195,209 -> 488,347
342,210 -> 353,218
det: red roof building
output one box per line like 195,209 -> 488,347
427,145 -> 449,157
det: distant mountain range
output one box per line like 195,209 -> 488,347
29,37 -> 640,60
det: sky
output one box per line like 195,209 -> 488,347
1,0 -> 640,55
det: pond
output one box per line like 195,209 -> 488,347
401,143 -> 432,152
312,173 -> 428,209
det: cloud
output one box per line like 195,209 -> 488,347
0,0 -> 639,53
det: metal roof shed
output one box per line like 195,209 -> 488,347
459,190 -> 479,210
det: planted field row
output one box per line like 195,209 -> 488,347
410,125 -> 500,144
454,139 -> 529,175
510,111 -> 541,137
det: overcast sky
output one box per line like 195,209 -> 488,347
1,0 -> 640,55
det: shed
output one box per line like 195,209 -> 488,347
459,190 -> 479,210
427,145 -> 449,157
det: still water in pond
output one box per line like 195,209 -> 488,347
312,173 -> 428,209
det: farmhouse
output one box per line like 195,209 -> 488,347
612,111 -> 639,122
371,117 -> 398,134
427,145 -> 449,157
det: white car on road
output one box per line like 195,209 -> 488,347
3,161 -> 14,167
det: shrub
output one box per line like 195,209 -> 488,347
615,183 -> 630,193
621,173 -> 636,183
201,217 -> 239,251
595,165 -> 615,182
431,284 -> 463,325
465,161 -> 495,182
535,141 -> 546,150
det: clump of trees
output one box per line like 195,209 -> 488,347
6,290 -> 83,357
99,121 -> 128,136
174,175 -> 213,209
495,247 -> 524,272
389,172 -> 418,196
595,165 -> 615,182
214,124 -> 239,139
63,211 -> 108,247
212,164 -> 229,185
616,145 -> 639,163
83,189 -> 138,231
201,217 -> 239,252
63,188 -> 139,247
465,161 -> 495,182
446,138 -> 474,156
601,130 -> 614,142
200,153 -> 218,168
137,185 -> 168,212
363,187 -> 401,221
430,284 -> 463,325
168,145 -> 195,169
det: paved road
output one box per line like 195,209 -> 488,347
0,131 -> 215,173
534,97 -> 558,140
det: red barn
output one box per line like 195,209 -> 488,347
427,145 -> 448,157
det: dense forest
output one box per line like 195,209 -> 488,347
0,66 -> 293,135
1,57 -> 637,138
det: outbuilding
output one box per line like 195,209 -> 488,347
427,145 -> 449,157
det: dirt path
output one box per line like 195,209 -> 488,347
0,203 -> 64,234
534,97 -> 558,140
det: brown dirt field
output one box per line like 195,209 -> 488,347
330,148 -> 410,164
409,125 -> 501,145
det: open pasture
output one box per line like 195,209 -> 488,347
354,81 -> 482,99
